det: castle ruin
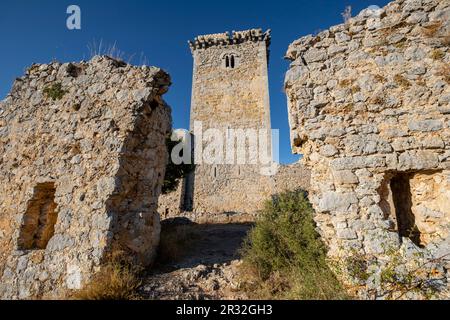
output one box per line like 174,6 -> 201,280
0,56 -> 171,299
0,0 -> 448,300
284,0 -> 449,298
159,29 -> 310,220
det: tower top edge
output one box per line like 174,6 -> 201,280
188,28 -> 271,52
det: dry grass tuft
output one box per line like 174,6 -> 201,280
339,79 -> 354,88
370,95 -> 385,105
394,39 -> 407,49
351,85 -> 361,94
373,74 -> 387,83
86,39 -> 149,65
394,74 -> 411,88
69,251 -> 142,300
430,49 -> 445,61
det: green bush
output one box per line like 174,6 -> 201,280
162,136 -> 195,194
240,189 -> 349,300
43,83 -> 66,100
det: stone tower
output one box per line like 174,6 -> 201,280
185,28 -> 273,214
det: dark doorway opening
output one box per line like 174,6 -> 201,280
389,173 -> 421,246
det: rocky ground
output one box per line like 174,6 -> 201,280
138,221 -> 253,300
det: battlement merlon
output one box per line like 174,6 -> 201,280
188,28 -> 271,52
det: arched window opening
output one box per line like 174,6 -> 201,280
223,54 -> 238,69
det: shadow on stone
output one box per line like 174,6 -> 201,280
153,220 -> 253,272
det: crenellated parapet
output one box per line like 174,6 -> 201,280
188,28 -> 271,52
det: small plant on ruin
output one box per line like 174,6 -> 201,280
430,49 -> 445,61
70,251 -> 142,300
327,248 -> 373,298
43,83 -> 66,100
373,74 -> 387,83
87,39 -> 149,65
375,246 -> 447,300
394,39 -> 407,49
72,103 -> 81,111
343,250 -> 371,283
339,78 -> 354,88
88,39 -> 127,61
336,242 -> 449,300
162,134 -> 195,194
351,85 -> 361,94
394,74 -> 411,88
370,95 -> 385,105
239,189 -> 349,300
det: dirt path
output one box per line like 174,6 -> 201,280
138,221 -> 253,300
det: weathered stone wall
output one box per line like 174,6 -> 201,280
409,172 -> 450,244
284,0 -> 449,297
159,162 -> 310,222
158,181 -> 184,219
157,29 -> 311,220
0,56 -> 171,299
272,162 -> 311,193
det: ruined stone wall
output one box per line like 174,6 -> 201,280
157,29 -> 311,220
284,0 -> 449,297
159,162 -> 310,222
271,162 -> 311,193
158,181 -> 184,219
0,56 -> 171,299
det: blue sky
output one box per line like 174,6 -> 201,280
0,0 -> 390,163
